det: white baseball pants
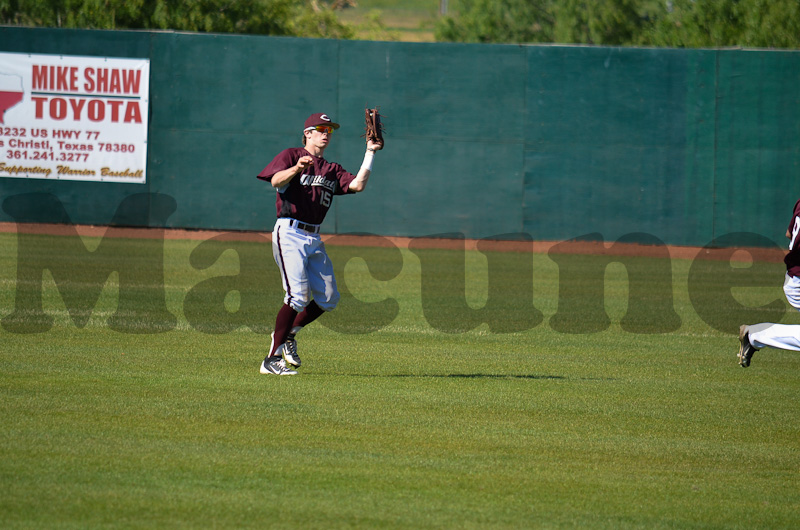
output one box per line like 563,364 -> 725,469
272,218 -> 339,313
748,273 -> 800,351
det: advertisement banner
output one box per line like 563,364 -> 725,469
0,52 -> 150,184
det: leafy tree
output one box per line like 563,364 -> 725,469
551,0 -> 656,45
434,0 -> 554,43
5,0 -> 800,47
645,0 -> 744,47
738,0 -> 800,48
645,0 -> 800,48
0,0 -> 353,38
435,0 -> 800,49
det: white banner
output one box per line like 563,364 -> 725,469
0,52 -> 150,184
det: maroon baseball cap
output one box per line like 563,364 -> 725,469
304,112 -> 340,130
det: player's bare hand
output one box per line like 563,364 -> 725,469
367,140 -> 383,151
296,155 -> 313,171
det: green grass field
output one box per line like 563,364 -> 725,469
1,231 -> 799,528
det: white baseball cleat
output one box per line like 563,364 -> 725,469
260,356 -> 297,375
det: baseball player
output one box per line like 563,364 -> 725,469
257,112 -> 382,375
738,197 -> 800,367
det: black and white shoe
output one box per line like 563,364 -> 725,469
260,356 -> 297,375
283,336 -> 301,367
738,325 -> 758,368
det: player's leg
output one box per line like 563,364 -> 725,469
261,222 -> 310,374
272,221 -> 312,314
293,301 -> 325,331
280,301 -> 325,368
739,273 -> 800,367
270,304 -> 298,356
747,323 -> 800,351
271,226 -> 310,350
306,240 -> 340,314
282,241 -> 339,367
750,274 -> 800,351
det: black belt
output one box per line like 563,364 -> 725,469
288,219 -> 321,234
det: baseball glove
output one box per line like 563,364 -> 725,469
364,107 -> 385,147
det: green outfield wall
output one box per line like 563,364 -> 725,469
1,27 -> 798,247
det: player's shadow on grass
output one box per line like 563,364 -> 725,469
322,373 -> 615,381
446,374 -> 564,380
388,374 -> 617,381
387,373 -> 566,380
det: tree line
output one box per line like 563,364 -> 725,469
0,0 -> 354,38
2,0 -> 799,48
436,0 -> 800,48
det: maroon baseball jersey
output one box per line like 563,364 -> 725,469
785,199 -> 800,277
257,147 -> 357,225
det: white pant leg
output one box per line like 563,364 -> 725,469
307,240 -> 339,311
748,274 -> 800,351
783,273 -> 800,310
273,220 -> 310,312
272,219 -> 339,312
749,323 -> 800,351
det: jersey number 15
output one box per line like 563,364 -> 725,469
320,190 -> 332,208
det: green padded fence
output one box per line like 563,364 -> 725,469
1,27 -> 798,247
